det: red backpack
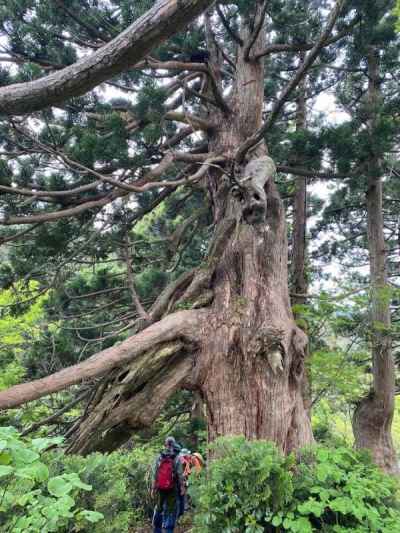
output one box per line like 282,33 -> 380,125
155,454 -> 175,491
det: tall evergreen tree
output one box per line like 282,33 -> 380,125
314,0 -> 400,473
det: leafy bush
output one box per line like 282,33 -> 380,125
191,436 -> 400,533
48,445 -> 157,532
0,426 -> 103,532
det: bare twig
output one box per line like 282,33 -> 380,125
21,390 -> 90,436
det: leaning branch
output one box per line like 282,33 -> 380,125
0,309 -> 205,410
276,164 -> 348,180
0,192 -> 121,225
0,0 -> 214,115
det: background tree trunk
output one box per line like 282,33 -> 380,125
352,47 -> 398,475
290,59 -> 312,415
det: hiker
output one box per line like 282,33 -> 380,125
177,449 -> 205,517
152,436 -> 184,533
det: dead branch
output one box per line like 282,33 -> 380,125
122,233 -> 150,321
21,390 -> 90,436
0,309 -> 206,410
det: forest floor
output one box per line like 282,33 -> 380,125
131,524 -> 192,532
130,515 -> 193,532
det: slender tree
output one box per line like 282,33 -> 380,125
352,46 -> 397,474
314,0 -> 400,473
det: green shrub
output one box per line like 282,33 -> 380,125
0,426 -> 103,532
191,436 -> 400,533
48,445 -> 157,532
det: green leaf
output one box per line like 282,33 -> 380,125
64,472 -> 92,491
297,499 -> 325,517
272,514 -> 283,526
0,451 -> 12,465
10,445 -> 39,465
16,462 -> 49,482
78,510 -> 105,523
31,437 -> 63,452
0,464 -> 13,477
48,476 -> 73,497
56,494 -> 76,518
294,516 -> 313,533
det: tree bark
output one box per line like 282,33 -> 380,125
291,56 -> 312,415
291,60 -> 308,305
352,48 -> 398,475
0,0 -> 214,115
191,3 -> 313,452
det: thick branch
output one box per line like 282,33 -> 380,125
0,309 -> 205,409
244,1 -> 268,61
276,164 -> 348,180
0,192 -> 121,225
144,58 -> 208,73
0,0 -> 214,115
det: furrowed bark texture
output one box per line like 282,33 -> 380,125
193,3 -> 313,452
352,48 -> 398,475
0,0 -> 214,115
67,341 -> 196,454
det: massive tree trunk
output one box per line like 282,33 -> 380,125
0,1 -> 315,455
196,17 -> 311,449
352,48 -> 398,475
